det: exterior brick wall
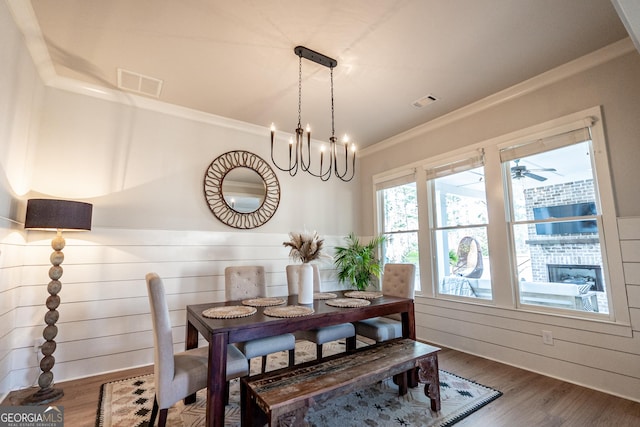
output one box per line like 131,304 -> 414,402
524,179 -> 602,284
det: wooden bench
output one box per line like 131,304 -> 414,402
240,338 -> 441,427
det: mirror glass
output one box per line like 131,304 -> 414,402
222,167 -> 266,213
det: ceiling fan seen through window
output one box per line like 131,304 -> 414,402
511,159 -> 556,181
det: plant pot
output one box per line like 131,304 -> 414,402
298,263 -> 314,305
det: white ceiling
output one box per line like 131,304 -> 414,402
12,1 -> 633,149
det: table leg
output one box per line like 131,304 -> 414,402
184,320 -> 199,404
401,302 -> 416,340
402,303 -> 419,387
417,353 -> 441,412
345,335 -> 357,352
207,333 -> 228,427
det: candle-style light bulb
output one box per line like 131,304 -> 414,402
342,134 -> 349,144
351,143 -> 356,152
270,123 -> 276,132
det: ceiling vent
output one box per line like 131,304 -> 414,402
117,68 -> 163,98
411,94 -> 438,108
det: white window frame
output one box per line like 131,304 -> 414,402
371,106 -> 630,326
424,150 -> 491,301
493,106 -> 627,323
373,169 -> 421,289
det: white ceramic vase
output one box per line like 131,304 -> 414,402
298,263 -> 314,305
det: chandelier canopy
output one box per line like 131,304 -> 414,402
270,46 -> 356,182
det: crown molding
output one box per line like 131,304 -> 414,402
6,0 -> 267,137
48,75 -> 269,136
8,1 -> 635,153
360,38 -> 635,157
612,0 -> 640,53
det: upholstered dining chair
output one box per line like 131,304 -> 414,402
287,264 -> 356,359
353,263 -> 416,343
225,266 -> 296,373
145,273 -> 248,427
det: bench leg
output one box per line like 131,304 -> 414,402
277,407 -> 308,427
393,372 -> 408,396
241,378 -> 268,427
417,353 -> 441,411
408,366 -> 419,388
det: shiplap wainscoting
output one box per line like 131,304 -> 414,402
3,221 -> 639,403
414,216 -> 640,403
0,219 -> 26,398
619,217 -> 640,328
8,228 -> 347,393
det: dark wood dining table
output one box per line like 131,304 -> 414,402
185,291 -> 416,427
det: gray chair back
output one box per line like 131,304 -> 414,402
225,266 -> 266,300
145,272 -> 177,406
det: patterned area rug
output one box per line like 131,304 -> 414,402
96,341 -> 501,427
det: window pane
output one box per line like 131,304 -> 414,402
506,141 -> 607,314
433,167 -> 487,227
436,227 -> 491,299
431,165 -> 490,299
379,182 -> 420,290
382,232 -> 420,290
381,183 -> 418,231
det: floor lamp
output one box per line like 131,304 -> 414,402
22,198 -> 93,405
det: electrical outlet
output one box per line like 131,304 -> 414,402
542,330 -> 554,345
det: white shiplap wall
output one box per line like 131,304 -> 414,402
9,227 -> 347,390
0,219 -> 25,397
414,216 -> 640,402
619,217 -> 640,329
3,220 -> 639,403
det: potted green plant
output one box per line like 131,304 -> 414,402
334,232 -> 386,291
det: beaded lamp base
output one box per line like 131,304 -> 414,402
21,386 -> 63,405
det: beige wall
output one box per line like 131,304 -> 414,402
0,0 -> 43,397
0,2 -> 358,397
358,46 -> 640,401
2,0 -> 639,402
359,51 -> 640,228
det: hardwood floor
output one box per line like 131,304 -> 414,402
3,345 -> 639,426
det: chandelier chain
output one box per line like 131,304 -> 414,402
298,55 -> 302,129
330,67 -> 335,139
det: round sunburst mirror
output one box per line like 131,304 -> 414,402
203,151 -> 280,229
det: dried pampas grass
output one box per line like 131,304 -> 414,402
283,231 -> 326,263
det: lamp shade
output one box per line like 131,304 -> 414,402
25,199 -> 93,231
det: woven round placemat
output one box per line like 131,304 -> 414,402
325,298 -> 371,308
202,305 -> 257,319
242,297 -> 286,307
313,292 -> 338,300
344,291 -> 383,299
263,305 -> 315,318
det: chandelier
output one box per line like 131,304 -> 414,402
270,46 -> 356,182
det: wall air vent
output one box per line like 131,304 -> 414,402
411,94 -> 439,108
117,68 -> 163,98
